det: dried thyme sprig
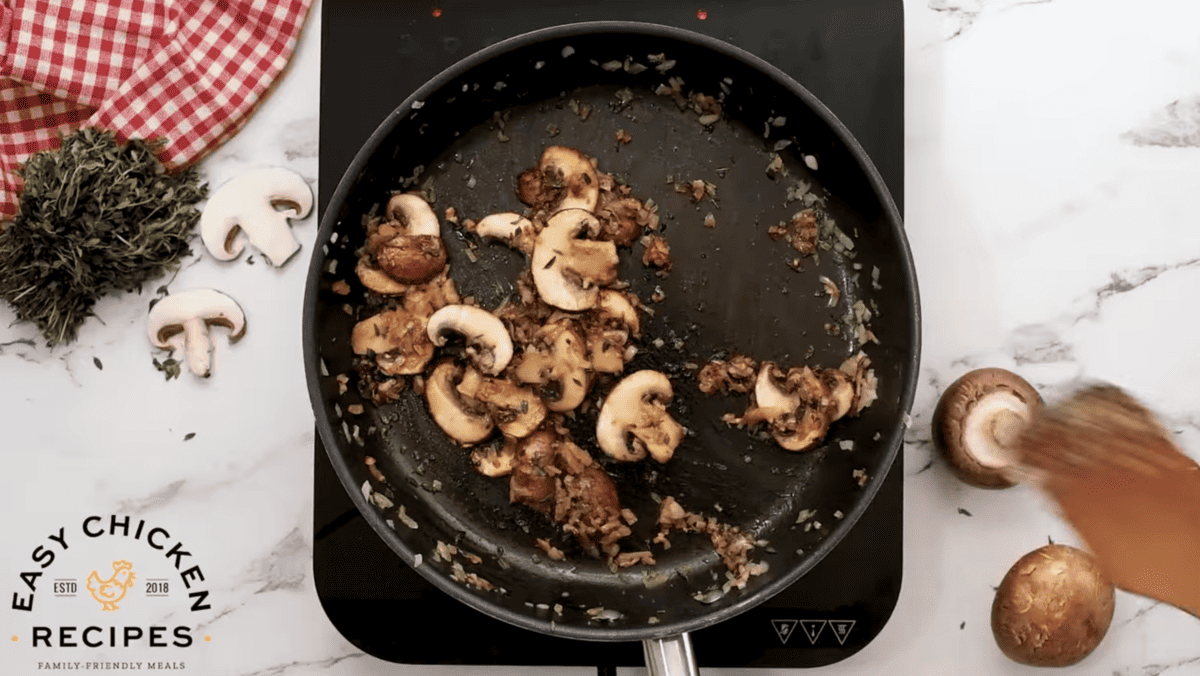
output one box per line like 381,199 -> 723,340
0,128 -> 207,346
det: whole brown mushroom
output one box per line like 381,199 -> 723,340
932,367 -> 1041,489
991,544 -> 1115,667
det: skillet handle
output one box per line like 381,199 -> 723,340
642,633 -> 699,676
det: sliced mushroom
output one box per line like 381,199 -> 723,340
456,370 -> 547,439
596,370 -> 686,463
469,212 -> 536,256
355,258 -> 410,295
821,368 -> 856,421
426,304 -> 514,376
199,167 -> 313,266
539,146 -> 600,213
360,193 -> 447,285
147,289 -> 247,377
508,430 -> 561,514
774,407 -> 831,452
512,320 -> 591,412
531,209 -> 619,311
586,290 -> 641,374
725,363 -> 834,452
471,440 -> 519,477
425,360 -> 494,445
351,307 -> 435,376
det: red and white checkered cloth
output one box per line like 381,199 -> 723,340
0,0 -> 314,218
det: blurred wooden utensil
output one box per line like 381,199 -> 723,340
1016,384 -> 1200,619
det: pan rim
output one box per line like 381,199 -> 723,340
304,18 -> 920,642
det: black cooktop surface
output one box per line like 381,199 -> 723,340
315,0 -> 904,668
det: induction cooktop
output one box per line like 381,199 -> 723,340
314,0 -> 904,668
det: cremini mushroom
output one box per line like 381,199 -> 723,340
469,212 -> 536,256
596,370 -> 685,463
933,367 -> 1041,489
425,360 -> 494,445
364,193 -> 447,285
146,289 -> 247,378
471,440 -> 519,477
351,307 -> 436,376
992,544 -> 1115,667
455,368 -> 547,439
426,304 -> 514,376
199,167 -> 313,267
512,319 -> 591,412
518,145 -> 600,213
531,209 -> 618,311
724,363 -> 837,452
584,290 -> 641,374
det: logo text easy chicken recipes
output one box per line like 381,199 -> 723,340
10,515 -> 212,650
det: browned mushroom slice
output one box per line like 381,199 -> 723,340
531,209 -> 618,311
455,370 -> 547,439
512,319 -> 591,413
584,289 -> 640,374
424,360 -> 494,445
596,370 -> 685,463
350,307 -> 435,376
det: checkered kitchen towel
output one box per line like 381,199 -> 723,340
0,0 -> 314,218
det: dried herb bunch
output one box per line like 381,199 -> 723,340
0,128 -> 207,345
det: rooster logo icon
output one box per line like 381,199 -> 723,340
87,560 -> 136,611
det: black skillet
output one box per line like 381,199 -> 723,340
304,21 -> 918,675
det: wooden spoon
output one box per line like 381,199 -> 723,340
1015,384 -> 1200,618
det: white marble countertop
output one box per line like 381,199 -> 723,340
4,0 -> 1200,674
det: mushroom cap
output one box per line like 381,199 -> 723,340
596,370 -> 685,463
375,234 -> 447,285
425,304 -> 514,376
199,167 -> 313,266
425,361 -> 494,445
991,544 -> 1115,667
933,367 -> 1041,489
146,288 -> 247,348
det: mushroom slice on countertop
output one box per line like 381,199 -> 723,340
147,289 -> 247,378
426,304 -> 514,376
933,367 -> 1041,489
531,209 -> 619,311
596,370 -> 686,464
425,360 -> 495,445
199,167 -> 313,267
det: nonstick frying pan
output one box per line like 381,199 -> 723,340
304,21 -> 919,675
